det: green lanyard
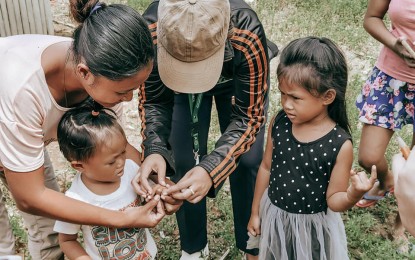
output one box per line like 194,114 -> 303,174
188,93 -> 203,164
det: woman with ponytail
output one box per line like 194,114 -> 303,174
0,1 -> 166,258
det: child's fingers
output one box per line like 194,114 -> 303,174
164,201 -> 182,215
349,170 -> 358,184
247,227 -> 256,237
368,165 -> 377,185
161,194 -> 182,205
143,195 -> 160,209
145,195 -> 165,221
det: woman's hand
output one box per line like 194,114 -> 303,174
124,196 -> 165,228
392,37 -> 415,68
164,166 -> 213,203
132,154 -> 167,198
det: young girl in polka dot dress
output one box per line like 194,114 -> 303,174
247,37 -> 377,260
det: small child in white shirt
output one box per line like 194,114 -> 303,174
54,104 -> 160,260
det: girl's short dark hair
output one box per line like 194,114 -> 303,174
277,36 -> 350,134
69,0 -> 154,80
57,101 -> 126,162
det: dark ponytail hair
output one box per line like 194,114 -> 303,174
57,99 -> 126,162
277,36 -> 351,134
69,0 -> 154,80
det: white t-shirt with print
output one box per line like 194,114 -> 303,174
0,34 -> 122,172
54,160 -> 157,259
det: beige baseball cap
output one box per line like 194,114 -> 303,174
157,0 -> 231,93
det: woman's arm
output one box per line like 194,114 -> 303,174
363,0 -> 394,49
59,233 -> 91,260
326,141 -> 377,211
364,0 -> 413,63
5,166 -> 165,228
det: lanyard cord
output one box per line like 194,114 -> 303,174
188,93 -> 203,164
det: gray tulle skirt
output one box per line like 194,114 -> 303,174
258,190 -> 349,260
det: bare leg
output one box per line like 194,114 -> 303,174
358,124 -> 409,252
393,212 -> 409,253
357,124 -> 394,205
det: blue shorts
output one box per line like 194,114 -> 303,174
355,66 -> 415,130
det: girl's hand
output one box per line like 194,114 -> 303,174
247,214 -> 261,237
164,166 -> 213,203
347,165 -> 378,202
393,37 -> 415,68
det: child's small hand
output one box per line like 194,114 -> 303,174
348,165 -> 378,201
247,214 -> 261,237
147,183 -> 183,214
160,180 -> 183,214
161,194 -> 183,215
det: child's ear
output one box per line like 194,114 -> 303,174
322,89 -> 336,105
71,161 -> 84,172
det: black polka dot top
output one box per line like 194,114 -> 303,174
268,111 -> 351,214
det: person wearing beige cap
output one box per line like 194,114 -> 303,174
133,0 -> 278,259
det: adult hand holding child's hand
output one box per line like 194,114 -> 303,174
164,166 -> 213,203
133,154 -> 167,197
148,183 -> 183,215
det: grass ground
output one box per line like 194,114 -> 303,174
2,0 -> 415,259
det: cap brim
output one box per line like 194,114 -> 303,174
158,43 -> 225,94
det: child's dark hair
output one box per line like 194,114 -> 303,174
277,36 -> 350,134
69,0 -> 154,80
58,102 -> 126,162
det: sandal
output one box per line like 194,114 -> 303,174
355,188 -> 393,208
